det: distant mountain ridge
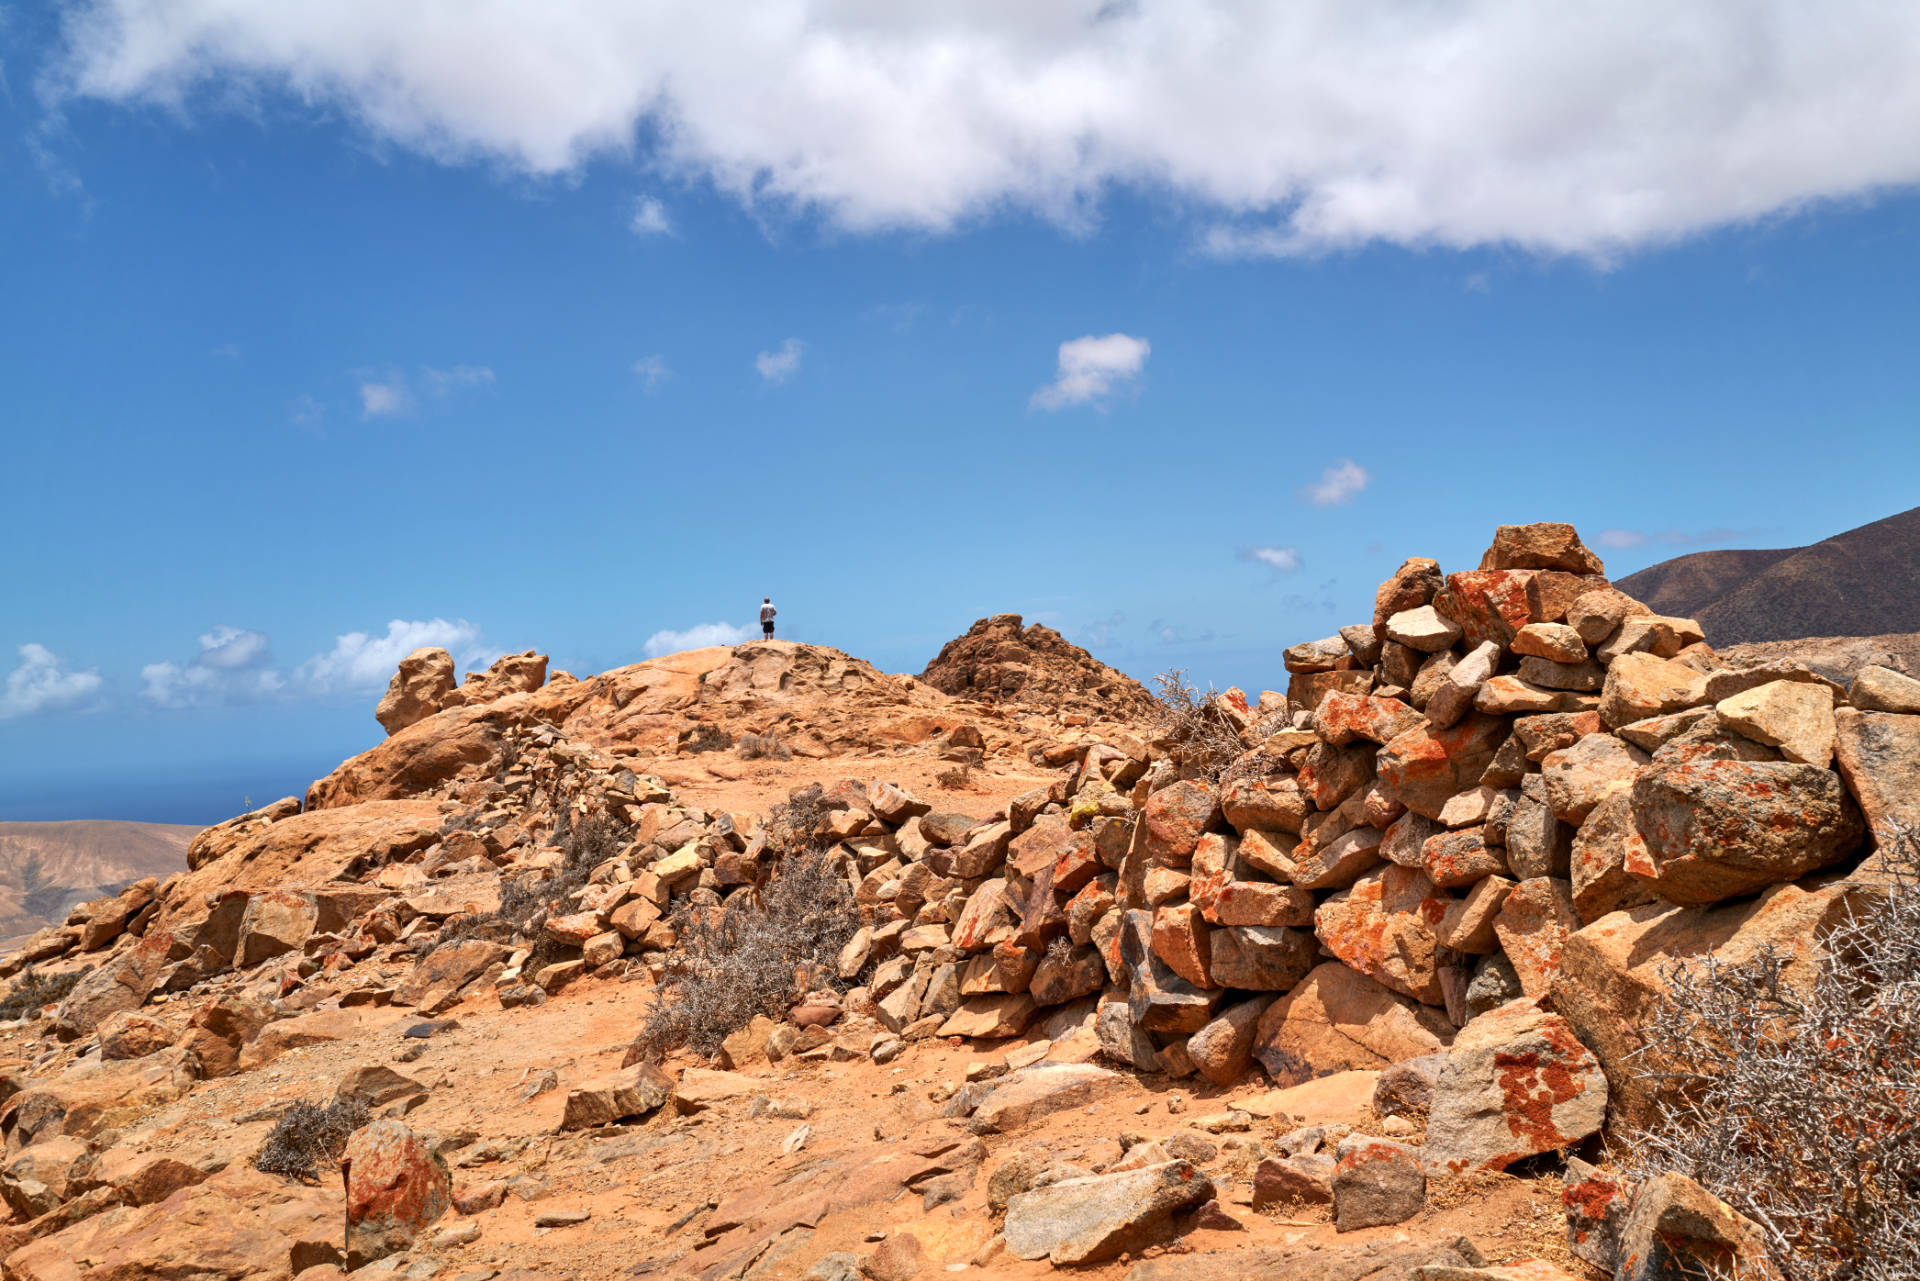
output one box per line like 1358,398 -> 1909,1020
1617,505 -> 1920,646
0,821 -> 198,947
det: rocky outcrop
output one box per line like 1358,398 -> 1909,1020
920,614 -> 1159,721
374,646 -> 456,735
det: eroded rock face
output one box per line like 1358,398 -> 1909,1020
342,1119 -> 452,1266
1252,963 -> 1453,1085
375,647 -> 456,735
1420,999 -> 1607,1175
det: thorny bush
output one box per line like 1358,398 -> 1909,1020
737,732 -> 792,761
764,784 -> 829,857
0,966 -> 89,1021
254,1098 -> 371,1182
1150,668 -> 1246,784
1626,823 -> 1920,1281
438,809 -> 629,960
934,763 -> 974,790
630,851 -> 859,1060
683,723 -> 735,755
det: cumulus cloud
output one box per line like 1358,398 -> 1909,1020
1241,545 -> 1303,573
632,354 -> 670,391
1031,334 -> 1149,410
1299,459 -> 1369,507
755,339 -> 804,384
643,622 -> 754,658
46,4 -> 1920,257
140,625 -> 284,707
1,643 -> 103,719
630,196 -> 671,235
299,618 -> 483,690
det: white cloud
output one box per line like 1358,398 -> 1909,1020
1,643 -> 103,719
299,618 -> 483,690
290,393 -> 325,425
632,354 -> 670,392
47,4 -> 1920,258
421,364 -> 495,395
1299,458 -> 1370,508
643,622 -> 754,658
630,196 -> 671,235
1030,333 -> 1149,410
1242,546 -> 1303,573
359,379 -> 410,418
140,625 -> 285,707
755,339 -> 804,384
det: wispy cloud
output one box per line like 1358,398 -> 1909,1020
1,643 -> 103,719
1030,333 -> 1150,411
632,354 -> 670,392
1241,545 -> 1303,573
1594,527 -> 1769,550
755,339 -> 804,384
1298,458 -> 1370,507
357,365 -> 493,418
421,365 -> 495,396
643,622 -> 754,658
359,379 -> 411,418
630,196 -> 671,235
210,342 -> 240,358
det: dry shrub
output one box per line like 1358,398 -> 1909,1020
738,732 -> 792,761
934,763 -> 974,790
254,1098 -> 371,1182
630,852 -> 858,1060
1150,668 -> 1245,784
765,784 -> 829,857
1626,824 -> 1920,1281
0,967 -> 89,1021
437,809 -> 628,959
683,723 -> 734,755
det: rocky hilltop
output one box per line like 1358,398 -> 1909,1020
919,615 -> 1161,723
0,521 -> 1914,1281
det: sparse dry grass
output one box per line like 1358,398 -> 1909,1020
254,1098 -> 371,1182
1150,668 -> 1245,784
737,732 -> 792,761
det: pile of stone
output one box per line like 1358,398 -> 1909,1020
803,521 -> 1918,1209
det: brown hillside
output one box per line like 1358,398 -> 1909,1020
1616,504 -> 1920,644
0,820 -> 198,945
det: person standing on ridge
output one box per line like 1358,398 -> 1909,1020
760,597 -> 777,640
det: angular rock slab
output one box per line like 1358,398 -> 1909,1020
343,1119 -> 452,1267
1004,1160 -> 1214,1264
1422,1000 -> 1606,1176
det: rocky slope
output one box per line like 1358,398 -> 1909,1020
0,522 -> 1912,1281
0,823 -> 199,948
1617,503 -> 1920,644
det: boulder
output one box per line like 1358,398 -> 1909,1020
1004,1161 -> 1214,1265
236,891 -> 319,967
969,1062 -> 1125,1134
1549,880 -> 1863,1129
1314,865 -> 1451,1005
1715,679 -> 1836,767
1436,570 -> 1543,649
1480,523 -> 1604,574
1139,781 -> 1221,864
1421,827 -> 1507,890
1568,792 -> 1659,922
53,928 -> 177,1041
1252,1154 -> 1335,1206
559,1063 -> 673,1131
1421,1000 -> 1607,1175
392,940 -> 504,1011
1623,759 -> 1864,904
937,993 -> 1036,1040
1206,924 -> 1317,991
1185,996 -> 1275,1086
1376,716 -> 1511,821
1384,607 -> 1462,653
342,1120 -> 452,1266
1599,653 -> 1708,729
1373,1051 -> 1448,1118
1833,708 -> 1920,844
1493,876 -> 1580,998
1313,691 -> 1424,747
1253,963 -> 1453,1085
1850,664 -> 1920,715
1220,776 -> 1311,835
98,1011 -> 175,1061
1425,641 -> 1501,730
375,647 -> 456,735
1562,1156 -> 1629,1271
1539,734 -> 1649,824
1615,1172 -> 1772,1281
1332,1135 -> 1425,1230
1373,558 -> 1444,633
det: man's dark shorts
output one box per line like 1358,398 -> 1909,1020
763,623 -> 775,638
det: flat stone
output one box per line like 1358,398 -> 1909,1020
968,1062 -> 1125,1135
1715,679 -> 1836,767
1421,1000 -> 1606,1176
1004,1161 -> 1214,1264
1850,665 -> 1920,715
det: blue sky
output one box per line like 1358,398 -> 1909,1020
4,2 -> 1920,824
